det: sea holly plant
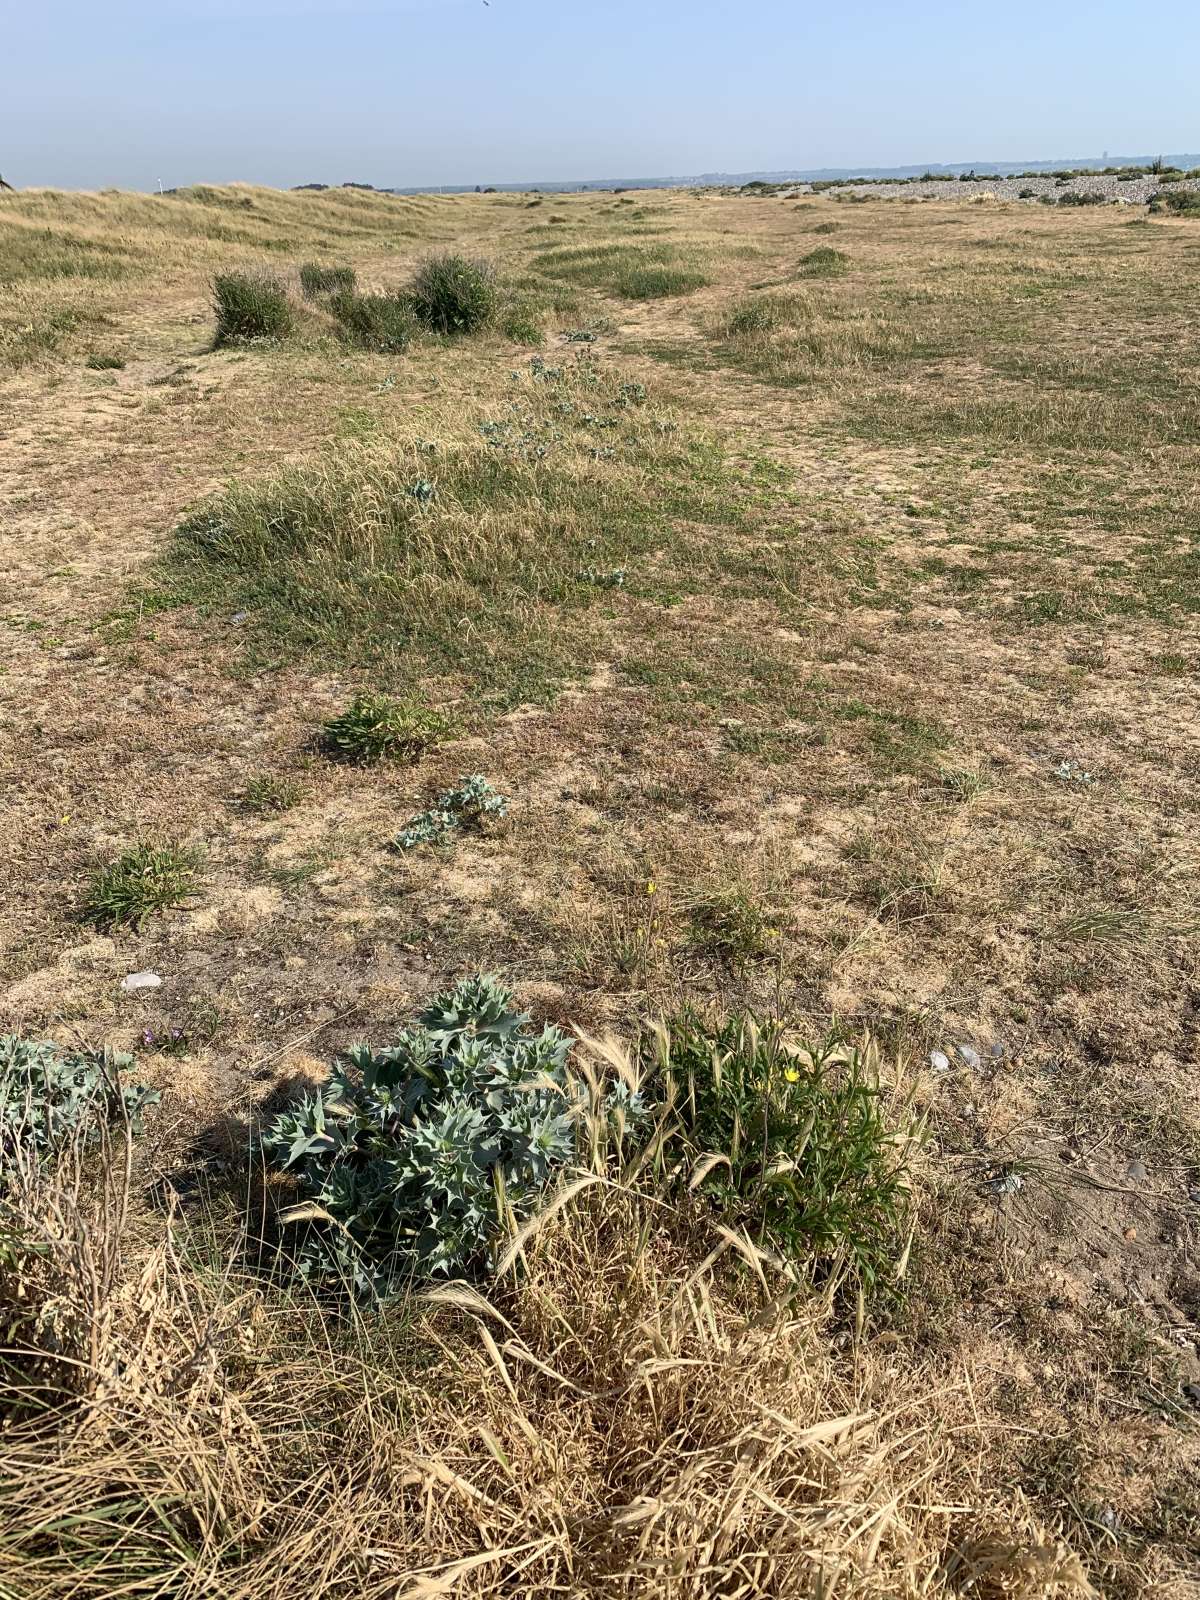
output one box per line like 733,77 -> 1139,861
261,977 -> 603,1297
0,1035 -> 160,1170
393,775 -> 508,851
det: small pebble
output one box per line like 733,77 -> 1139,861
957,1043 -> 982,1070
1189,1190 -> 1200,1206
120,971 -> 162,993
989,1040 -> 1005,1060
1182,1383 -> 1200,1409
1125,1159 -> 1148,1183
929,1050 -> 950,1072
1123,1227 -> 1138,1242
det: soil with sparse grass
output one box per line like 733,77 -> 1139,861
1,180 -> 1199,1600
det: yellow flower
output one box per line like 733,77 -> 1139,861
645,880 -> 657,896
784,1067 -> 800,1084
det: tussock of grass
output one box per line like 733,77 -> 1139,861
320,691 -> 451,764
81,841 -> 202,928
408,253 -> 497,334
212,270 -> 293,345
536,241 -> 710,298
329,288 -> 414,351
797,246 -> 849,277
616,262 -> 709,298
299,261 -> 357,298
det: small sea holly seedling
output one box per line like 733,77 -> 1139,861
394,775 -> 508,850
82,841 -> 203,929
320,693 -> 452,765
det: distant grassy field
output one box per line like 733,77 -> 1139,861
1,182 -> 1198,1599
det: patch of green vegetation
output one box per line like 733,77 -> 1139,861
299,262 -> 357,298
0,1035 -> 158,1164
85,352 -> 125,370
408,253 -> 496,334
238,773 -> 305,814
82,842 -> 203,929
684,884 -> 780,962
212,271 -> 293,345
0,229 -> 132,285
320,692 -> 452,764
616,263 -> 709,299
796,247 -> 849,278
1148,188 -> 1200,218
656,1013 -> 916,1292
329,289 -> 414,352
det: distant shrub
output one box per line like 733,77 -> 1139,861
82,841 -> 202,928
1149,188 -> 1200,217
85,352 -> 125,370
408,253 -> 497,334
810,221 -> 840,235
616,263 -> 709,299
1018,188 -> 1037,200
1056,191 -> 1109,207
320,692 -> 451,764
329,289 -> 414,352
655,1013 -> 915,1292
299,261 -> 357,298
797,247 -> 848,277
212,271 -> 293,345
260,975 -> 606,1293
0,1035 -> 159,1166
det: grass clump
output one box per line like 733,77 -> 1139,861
408,253 -> 496,334
657,1013 -> 915,1292
797,246 -> 849,278
320,692 -> 451,764
299,261 -> 357,298
238,773 -> 304,814
85,351 -> 125,370
81,841 -> 202,928
721,293 -> 805,337
617,263 -> 709,299
329,289 -> 413,352
684,883 -> 780,961
212,270 -> 293,345
260,975 -> 592,1292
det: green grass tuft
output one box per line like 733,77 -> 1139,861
329,289 -> 414,352
320,692 -> 452,764
299,261 -> 357,298
82,841 -> 203,929
797,247 -> 848,278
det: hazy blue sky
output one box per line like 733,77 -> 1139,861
7,0 -> 1198,190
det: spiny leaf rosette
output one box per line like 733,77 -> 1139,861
261,977 -> 635,1298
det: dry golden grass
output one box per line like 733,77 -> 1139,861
2,182 -> 1200,1597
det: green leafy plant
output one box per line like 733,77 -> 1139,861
261,976 -> 623,1294
211,271 -> 293,345
299,262 -> 357,298
329,289 -> 414,352
0,1035 -> 159,1167
85,352 -> 125,370
394,775 -> 508,850
82,842 -> 202,929
684,885 -> 780,962
654,1013 -> 916,1292
408,253 -> 497,334
320,692 -> 451,764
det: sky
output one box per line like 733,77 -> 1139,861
6,0 -> 1198,191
